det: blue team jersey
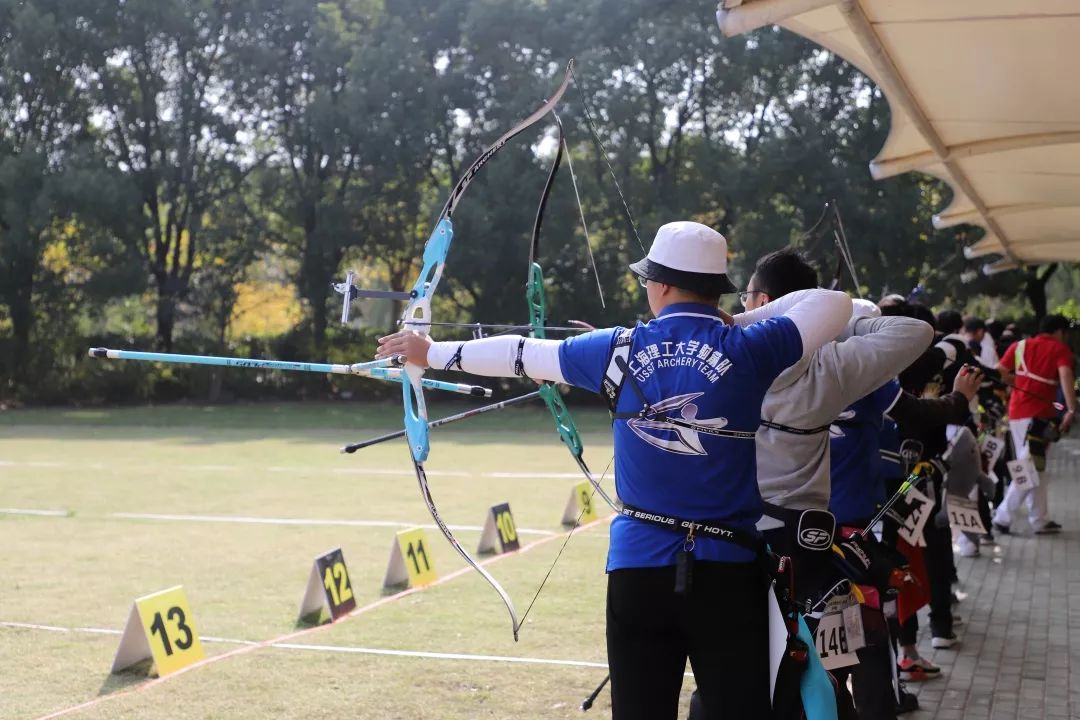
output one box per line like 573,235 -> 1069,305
829,380 -> 901,525
558,302 -> 802,570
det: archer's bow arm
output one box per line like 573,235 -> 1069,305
427,336 -> 567,383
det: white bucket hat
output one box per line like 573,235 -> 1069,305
628,221 -> 737,295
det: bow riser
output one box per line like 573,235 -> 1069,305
401,218 -> 455,462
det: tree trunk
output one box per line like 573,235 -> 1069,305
312,284 -> 329,355
7,282 -> 33,384
207,300 -> 229,403
4,243 -> 36,385
1024,263 -> 1058,325
155,286 -> 177,352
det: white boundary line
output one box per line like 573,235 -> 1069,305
0,508 -> 69,517
0,507 -> 557,536
1,621 -> 72,632
109,512 -> 554,536
0,621 -> 607,669
2,623 -> 693,680
0,459 -> 587,479
269,642 -> 609,668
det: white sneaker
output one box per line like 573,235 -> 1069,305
956,534 -> 980,558
931,634 -> 960,649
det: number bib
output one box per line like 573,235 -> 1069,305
979,434 -> 1005,469
896,486 -> 933,546
813,598 -> 865,670
946,495 -> 987,534
1007,457 -> 1040,489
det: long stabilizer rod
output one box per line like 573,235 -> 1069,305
87,348 -> 491,398
341,389 -> 542,454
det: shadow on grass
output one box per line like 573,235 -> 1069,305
294,611 -> 328,630
381,582 -> 409,597
98,659 -> 154,695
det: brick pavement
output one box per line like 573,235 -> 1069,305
907,437 -> 1080,720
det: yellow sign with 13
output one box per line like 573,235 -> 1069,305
111,585 -> 205,677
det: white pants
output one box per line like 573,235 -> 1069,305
992,418 -> 1050,530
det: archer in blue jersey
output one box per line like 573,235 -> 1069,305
829,380 -> 901,526
559,303 -> 802,568
377,221 -> 853,720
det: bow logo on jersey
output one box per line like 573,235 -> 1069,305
627,392 -> 735,455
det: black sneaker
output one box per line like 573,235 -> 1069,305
992,522 -> 1011,535
1035,521 -> 1062,534
896,688 -> 919,714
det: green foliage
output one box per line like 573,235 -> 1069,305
0,0 -> 1070,403
1053,298 -> 1080,323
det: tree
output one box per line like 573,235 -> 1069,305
0,0 -> 91,384
77,0 -> 257,351
231,0 -> 383,353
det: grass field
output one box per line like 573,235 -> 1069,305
0,400 -> 698,719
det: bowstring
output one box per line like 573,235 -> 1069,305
831,202 -> 863,298
555,110 -> 606,309
569,65 -> 648,257
517,455 -> 615,630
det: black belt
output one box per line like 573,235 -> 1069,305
762,501 -> 806,525
619,502 -> 763,553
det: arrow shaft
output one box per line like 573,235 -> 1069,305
342,390 -> 542,453
88,348 -> 487,397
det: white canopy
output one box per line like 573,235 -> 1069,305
716,1 -> 1080,272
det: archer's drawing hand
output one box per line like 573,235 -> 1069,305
377,331 -> 432,368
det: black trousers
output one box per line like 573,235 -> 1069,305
899,614 -> 918,647
833,641 -> 897,720
923,522 -> 954,637
607,562 -> 770,720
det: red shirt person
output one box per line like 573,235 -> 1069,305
993,315 -> 1077,534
